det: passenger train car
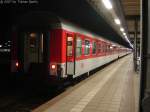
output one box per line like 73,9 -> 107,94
11,12 -> 131,85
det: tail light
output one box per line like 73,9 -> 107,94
50,63 -> 57,71
16,61 -> 19,68
50,63 -> 57,76
51,64 -> 56,70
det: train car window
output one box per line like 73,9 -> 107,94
84,40 -> 90,55
98,43 -> 101,53
107,45 -> 109,52
106,45 -> 109,52
67,37 -> 73,56
110,45 -> 113,53
101,43 -> 103,53
101,42 -> 104,53
103,43 -> 106,52
92,41 -> 96,54
76,36 -> 82,57
109,45 -> 111,52
29,33 -> 37,49
25,32 -> 44,64
41,34 -> 43,53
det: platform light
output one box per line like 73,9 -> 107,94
120,28 -> 124,32
130,44 -> 133,48
127,38 -> 130,42
125,35 -> 128,39
0,45 -> 2,48
102,0 -> 113,10
114,18 -> 121,25
123,32 -> 126,36
125,37 -> 130,43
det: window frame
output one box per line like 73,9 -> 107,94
67,36 -> 73,57
97,41 -> 102,54
92,41 -> 97,55
84,39 -> 90,56
75,35 -> 82,57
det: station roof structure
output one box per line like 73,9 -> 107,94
0,0 -> 140,48
121,0 -> 140,46
36,0 -> 132,48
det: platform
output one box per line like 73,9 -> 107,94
33,54 -> 139,112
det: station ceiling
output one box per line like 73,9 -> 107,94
121,0 -> 140,44
122,0 -> 140,16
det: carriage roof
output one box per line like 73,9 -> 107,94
16,11 -> 125,48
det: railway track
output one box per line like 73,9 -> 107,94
0,56 -> 122,112
0,80 -> 75,112
0,87 -> 54,112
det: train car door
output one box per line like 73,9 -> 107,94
66,34 -> 75,76
23,32 -> 46,73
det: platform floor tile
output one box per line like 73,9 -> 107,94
33,54 -> 139,112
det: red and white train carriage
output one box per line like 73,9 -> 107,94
11,12 -> 131,84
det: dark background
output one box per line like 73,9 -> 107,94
0,0 -> 130,47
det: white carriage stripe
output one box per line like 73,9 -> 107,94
70,59 -> 124,112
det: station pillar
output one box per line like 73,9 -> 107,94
140,0 -> 150,112
134,18 -> 138,71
